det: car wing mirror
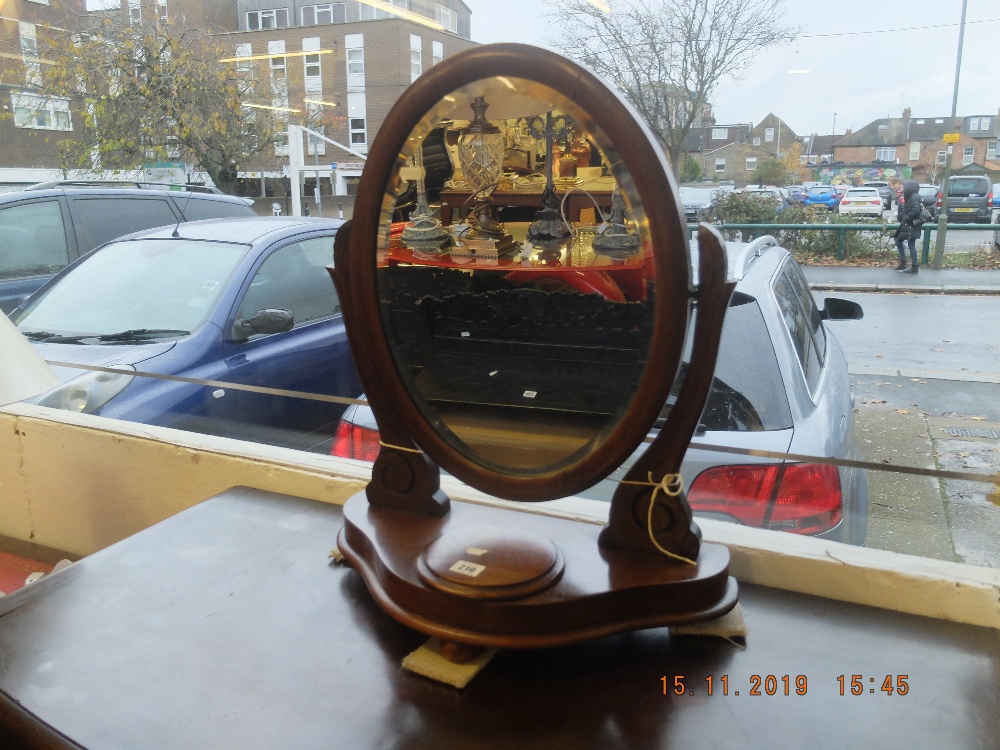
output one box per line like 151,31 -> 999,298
820,297 -> 864,321
232,308 -> 294,340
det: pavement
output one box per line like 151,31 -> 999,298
801,263 -> 1000,296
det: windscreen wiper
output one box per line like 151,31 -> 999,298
19,330 -> 93,343
97,328 -> 190,342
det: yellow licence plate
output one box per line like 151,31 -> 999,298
954,207 -> 974,212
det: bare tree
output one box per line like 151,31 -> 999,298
551,0 -> 794,173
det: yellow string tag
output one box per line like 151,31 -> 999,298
378,440 -> 424,454
622,472 -> 696,566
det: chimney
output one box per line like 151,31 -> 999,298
903,107 -> 912,121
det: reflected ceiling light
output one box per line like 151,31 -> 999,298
587,0 -> 611,11
0,51 -> 54,65
787,69 -> 811,74
304,98 -> 337,107
220,50 -> 334,63
242,103 -> 301,113
357,0 -> 445,31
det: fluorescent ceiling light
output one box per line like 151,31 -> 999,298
304,98 -> 337,107
357,0 -> 445,31
220,50 -> 334,63
787,69 -> 811,75
243,103 -> 301,113
587,0 -> 611,11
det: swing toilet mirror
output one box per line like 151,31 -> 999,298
330,43 -> 738,649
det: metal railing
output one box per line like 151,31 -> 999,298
687,222 -> 1000,262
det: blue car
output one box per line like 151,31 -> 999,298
802,185 -> 840,210
10,217 -> 361,452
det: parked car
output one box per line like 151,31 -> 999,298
785,185 -> 807,204
991,183 -> 1000,210
862,181 -> 893,210
0,182 -> 256,313
837,187 -> 883,219
802,185 -> 840,210
331,236 -> 869,545
679,186 -> 722,223
937,175 -> 993,224
743,186 -> 789,213
911,184 -> 940,219
11,217 -> 361,452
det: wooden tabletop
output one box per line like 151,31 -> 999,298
0,487 -> 996,749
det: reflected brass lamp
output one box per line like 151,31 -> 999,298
400,147 -> 452,254
525,112 -> 572,246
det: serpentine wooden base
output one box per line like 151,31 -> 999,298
337,493 -> 738,649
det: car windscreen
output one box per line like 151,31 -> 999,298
683,189 -> 716,204
663,293 -> 793,432
14,238 -> 249,339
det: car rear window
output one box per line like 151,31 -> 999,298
810,187 -> 834,195
919,186 -> 938,198
947,178 -> 989,197
68,196 -> 178,252
178,197 -> 256,221
665,293 -> 793,432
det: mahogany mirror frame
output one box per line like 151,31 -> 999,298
337,43 -> 693,504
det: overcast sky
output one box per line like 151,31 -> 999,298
462,0 -> 998,137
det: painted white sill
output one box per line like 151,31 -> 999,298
2,402 -> 997,630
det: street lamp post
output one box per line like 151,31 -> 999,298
933,0 -> 969,270
831,113 -> 836,164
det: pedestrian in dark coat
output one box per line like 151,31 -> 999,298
894,179 -> 922,273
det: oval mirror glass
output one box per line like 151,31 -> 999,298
373,73 -> 675,477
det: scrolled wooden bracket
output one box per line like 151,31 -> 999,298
599,223 -> 736,557
330,222 -> 450,517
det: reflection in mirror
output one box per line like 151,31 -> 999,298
375,77 -> 663,475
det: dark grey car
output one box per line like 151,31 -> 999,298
941,175 -> 992,224
0,182 -> 255,313
331,236 -> 869,546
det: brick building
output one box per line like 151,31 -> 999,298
700,141 -> 774,187
0,0 -> 474,195
833,108 -> 999,185
747,113 -> 796,159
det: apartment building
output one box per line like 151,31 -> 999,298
0,0 -> 473,195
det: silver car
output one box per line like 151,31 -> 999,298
331,236 -> 868,545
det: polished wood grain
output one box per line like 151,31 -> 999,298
0,489 -> 996,750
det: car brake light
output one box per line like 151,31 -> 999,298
936,192 -> 942,208
687,463 -> 842,535
331,420 -> 382,462
870,199 -> 881,205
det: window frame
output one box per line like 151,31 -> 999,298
962,146 -> 975,166
874,146 -> 896,163
436,3 -> 458,32
12,92 -> 73,132
247,8 -> 289,30
714,157 -> 725,172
